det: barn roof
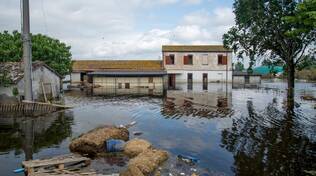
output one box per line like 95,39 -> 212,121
72,60 -> 163,72
233,71 -> 262,76
88,70 -> 167,77
0,61 -> 62,84
162,45 -> 232,52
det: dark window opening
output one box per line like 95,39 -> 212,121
245,76 -> 250,84
80,72 -> 86,82
165,54 -> 175,65
184,55 -> 193,65
218,55 -> 227,65
125,83 -> 130,89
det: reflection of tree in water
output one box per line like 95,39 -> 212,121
161,92 -> 233,119
0,111 -> 73,158
221,98 -> 316,175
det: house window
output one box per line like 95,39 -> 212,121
149,77 -> 153,83
184,55 -> 193,65
218,54 -> 227,65
165,54 -> 175,65
118,83 -> 122,89
202,55 -> 208,65
125,83 -> 130,89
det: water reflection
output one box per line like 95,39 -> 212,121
0,111 -> 73,160
221,91 -> 316,175
162,83 -> 233,119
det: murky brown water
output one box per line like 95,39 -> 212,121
0,81 -> 315,176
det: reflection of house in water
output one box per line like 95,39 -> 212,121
162,83 -> 233,119
71,60 -> 167,96
0,111 -> 73,160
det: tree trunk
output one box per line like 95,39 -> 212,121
287,58 -> 295,111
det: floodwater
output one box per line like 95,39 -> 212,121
0,81 -> 315,176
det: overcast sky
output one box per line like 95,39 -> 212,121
0,0 -> 235,60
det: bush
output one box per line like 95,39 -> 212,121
296,67 -> 316,81
12,87 -> 19,96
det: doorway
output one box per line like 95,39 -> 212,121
245,75 -> 250,84
203,73 -> 208,90
187,73 -> 193,90
168,74 -> 176,89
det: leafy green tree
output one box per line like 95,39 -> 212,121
234,61 -> 245,71
223,0 -> 316,94
0,70 -> 12,87
284,0 -> 316,36
0,30 -> 72,76
223,26 -> 260,73
296,55 -> 316,71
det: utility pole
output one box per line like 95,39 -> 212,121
22,0 -> 33,101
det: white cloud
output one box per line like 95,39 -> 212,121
0,0 -> 234,59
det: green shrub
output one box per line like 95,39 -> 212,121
12,87 -> 19,96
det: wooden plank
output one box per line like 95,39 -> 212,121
22,154 -> 90,169
42,82 -> 48,103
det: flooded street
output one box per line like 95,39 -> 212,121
0,82 -> 315,176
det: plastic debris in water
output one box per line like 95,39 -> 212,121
119,121 -> 137,129
177,154 -> 199,164
13,168 -> 24,173
133,131 -> 143,136
105,139 -> 126,152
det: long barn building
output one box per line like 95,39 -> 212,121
71,60 -> 167,96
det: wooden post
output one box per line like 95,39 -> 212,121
42,82 -> 48,103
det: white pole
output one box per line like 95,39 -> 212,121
22,0 -> 33,101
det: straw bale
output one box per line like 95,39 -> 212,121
123,139 -> 152,157
69,126 -> 129,155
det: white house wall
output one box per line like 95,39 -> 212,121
168,70 -> 232,83
163,51 -> 232,83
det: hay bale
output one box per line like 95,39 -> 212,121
69,126 -> 129,155
120,165 -> 145,176
127,149 -> 168,175
123,139 -> 152,157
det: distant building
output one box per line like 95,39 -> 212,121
162,45 -> 233,89
253,66 -> 284,76
232,71 -> 261,87
71,60 -> 167,96
0,61 -> 62,101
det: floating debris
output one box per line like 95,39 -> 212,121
177,155 -> 199,164
133,131 -> 143,136
105,139 -> 126,152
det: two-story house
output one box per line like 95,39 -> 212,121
162,45 -> 232,89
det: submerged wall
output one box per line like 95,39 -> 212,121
92,76 -> 165,96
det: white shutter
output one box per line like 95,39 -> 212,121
202,55 -> 208,65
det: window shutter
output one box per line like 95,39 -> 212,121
218,55 -> 223,65
183,56 -> 189,65
165,56 -> 170,65
223,56 -> 227,65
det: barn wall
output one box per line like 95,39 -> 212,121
249,76 -> 261,84
92,76 -> 164,96
232,76 -> 245,84
18,66 -> 61,100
